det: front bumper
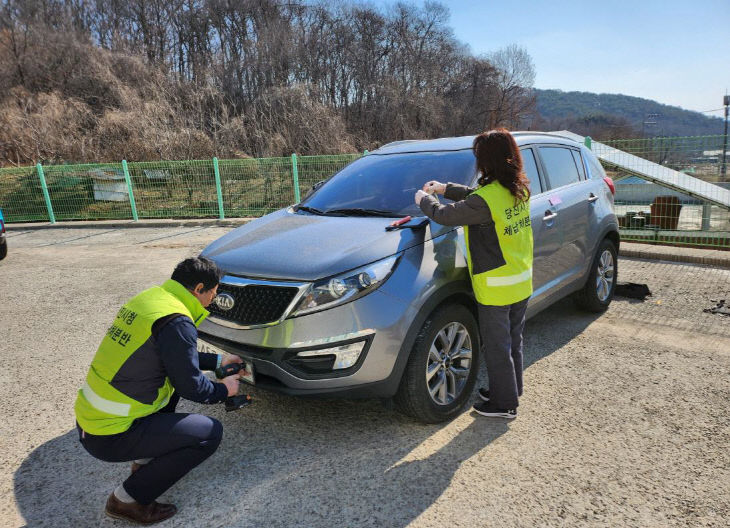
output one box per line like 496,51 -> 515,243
198,288 -> 413,397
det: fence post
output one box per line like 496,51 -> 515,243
584,136 -> 592,150
212,157 -> 225,219
36,163 -> 55,224
121,160 -> 139,221
701,203 -> 712,231
291,153 -> 301,203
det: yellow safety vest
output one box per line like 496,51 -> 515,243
75,280 -> 209,435
464,182 -> 533,306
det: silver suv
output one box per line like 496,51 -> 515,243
198,132 -> 619,422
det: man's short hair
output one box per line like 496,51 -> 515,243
171,257 -> 222,292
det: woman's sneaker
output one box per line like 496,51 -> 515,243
473,401 -> 517,419
478,388 -> 490,402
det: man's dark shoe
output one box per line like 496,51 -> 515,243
478,388 -> 490,402
473,401 -> 516,419
105,493 -> 177,525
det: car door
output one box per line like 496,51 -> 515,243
521,146 -> 562,304
536,144 -> 590,290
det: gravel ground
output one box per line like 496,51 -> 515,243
1,226 -> 728,528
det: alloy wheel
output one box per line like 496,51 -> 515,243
596,249 -> 615,302
425,322 -> 472,406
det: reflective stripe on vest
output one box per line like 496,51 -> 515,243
82,382 -> 131,417
465,182 -> 534,306
485,268 -> 533,287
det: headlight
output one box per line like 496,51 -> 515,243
290,255 -> 400,317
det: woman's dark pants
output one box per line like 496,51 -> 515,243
477,298 -> 529,409
77,394 -> 222,505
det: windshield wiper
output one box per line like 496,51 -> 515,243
295,205 -> 327,216
324,208 -> 406,217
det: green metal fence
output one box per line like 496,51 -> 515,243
0,153 -> 363,224
598,135 -> 730,249
1,137 -> 729,250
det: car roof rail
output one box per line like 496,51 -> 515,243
512,131 -> 582,144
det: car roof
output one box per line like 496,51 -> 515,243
372,132 -> 583,154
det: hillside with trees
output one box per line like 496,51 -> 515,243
0,0 -> 536,166
534,89 -> 725,139
1,1 -> 721,167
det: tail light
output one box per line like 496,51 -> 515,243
603,176 -> 615,195
0,219 -> 5,234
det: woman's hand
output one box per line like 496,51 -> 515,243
423,181 -> 446,195
414,190 -> 428,206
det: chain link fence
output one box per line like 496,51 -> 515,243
0,154 -> 363,223
1,137 -> 729,249
599,135 -> 730,249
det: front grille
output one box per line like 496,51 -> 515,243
208,283 -> 301,326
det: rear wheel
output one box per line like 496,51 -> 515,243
0,239 -> 6,260
574,238 -> 617,312
394,304 -> 480,423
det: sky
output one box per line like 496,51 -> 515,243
378,0 -> 730,117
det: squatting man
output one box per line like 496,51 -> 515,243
75,257 -> 244,524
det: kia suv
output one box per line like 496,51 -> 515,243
198,132 -> 619,422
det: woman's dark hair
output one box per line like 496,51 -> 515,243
472,128 -> 530,203
171,256 -> 222,292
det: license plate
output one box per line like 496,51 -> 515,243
197,338 -> 255,385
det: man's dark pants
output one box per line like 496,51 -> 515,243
477,298 -> 529,409
77,394 -> 222,505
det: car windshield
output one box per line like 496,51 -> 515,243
300,150 -> 477,217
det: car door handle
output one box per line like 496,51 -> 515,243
543,210 -> 558,221
588,193 -> 599,203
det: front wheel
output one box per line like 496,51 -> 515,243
573,238 -> 617,312
394,304 -> 480,423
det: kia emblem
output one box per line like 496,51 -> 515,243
214,293 -> 235,311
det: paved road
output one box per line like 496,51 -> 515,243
1,227 -> 728,527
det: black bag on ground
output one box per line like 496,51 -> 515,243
614,282 -> 652,300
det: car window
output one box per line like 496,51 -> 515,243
539,147 -> 581,189
302,150 -> 477,216
520,148 -> 542,195
585,152 -> 607,180
571,150 -> 586,180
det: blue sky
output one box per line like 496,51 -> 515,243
378,0 -> 730,116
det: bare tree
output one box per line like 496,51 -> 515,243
0,0 -> 542,165
486,44 -> 536,129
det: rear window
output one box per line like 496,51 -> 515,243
571,150 -> 586,180
539,147 -> 581,189
302,150 -> 477,216
585,152 -> 607,180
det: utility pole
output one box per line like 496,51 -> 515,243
641,113 -> 659,138
721,95 -> 729,179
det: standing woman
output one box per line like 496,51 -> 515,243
415,128 -> 533,418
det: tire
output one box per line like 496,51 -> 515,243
394,304 -> 480,423
0,239 -> 6,261
573,238 -> 617,312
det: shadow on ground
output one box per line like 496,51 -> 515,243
15,297 -> 599,528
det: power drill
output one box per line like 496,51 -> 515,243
215,363 -> 253,412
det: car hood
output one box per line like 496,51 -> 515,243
201,208 -> 440,281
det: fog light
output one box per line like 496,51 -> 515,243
296,341 -> 366,370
